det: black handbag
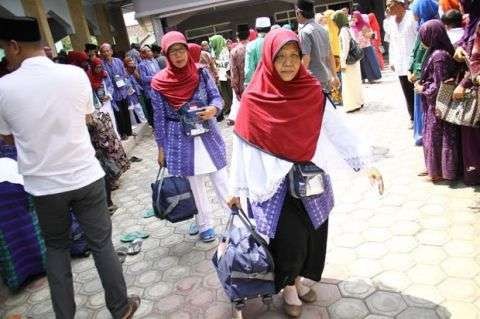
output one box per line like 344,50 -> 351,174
288,163 -> 325,198
346,31 -> 364,65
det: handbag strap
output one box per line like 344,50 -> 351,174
226,206 -> 276,273
156,167 -> 167,183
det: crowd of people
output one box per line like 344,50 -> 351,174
381,0 -> 479,185
0,0 -> 479,318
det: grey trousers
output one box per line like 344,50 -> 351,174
34,178 -> 128,319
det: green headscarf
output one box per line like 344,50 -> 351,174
209,34 -> 226,58
332,10 -> 350,32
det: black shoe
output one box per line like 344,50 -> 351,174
129,156 -> 143,163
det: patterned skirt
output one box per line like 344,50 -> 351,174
88,111 -> 130,181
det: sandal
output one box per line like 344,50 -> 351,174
121,295 -> 141,319
298,288 -> 317,303
199,228 -> 217,243
127,239 -> 143,256
143,209 -> 155,218
120,230 -> 149,243
116,247 -> 128,264
283,303 -> 302,318
189,223 -> 199,236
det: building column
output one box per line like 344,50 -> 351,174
66,0 -> 91,51
21,0 -> 55,52
108,3 -> 130,53
94,3 -> 113,45
151,16 -> 165,44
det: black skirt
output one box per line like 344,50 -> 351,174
268,193 -> 329,292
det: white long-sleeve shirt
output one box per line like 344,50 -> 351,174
387,11 -> 418,76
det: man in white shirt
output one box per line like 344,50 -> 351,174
0,17 -> 139,319
441,9 -> 465,45
386,0 -> 418,126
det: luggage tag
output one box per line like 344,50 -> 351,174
186,104 -> 209,137
114,74 -> 126,88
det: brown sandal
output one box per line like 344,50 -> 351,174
121,295 -> 141,319
298,288 -> 317,303
283,302 -> 303,318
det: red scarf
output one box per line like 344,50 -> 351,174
234,29 -> 325,163
188,43 -> 202,63
87,58 -> 107,90
151,32 -> 199,109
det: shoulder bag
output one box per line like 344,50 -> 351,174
346,30 -> 365,65
435,57 -> 480,127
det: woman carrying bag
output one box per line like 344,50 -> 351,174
151,31 -> 229,242
414,20 -> 461,182
334,10 -> 365,112
228,29 -> 384,318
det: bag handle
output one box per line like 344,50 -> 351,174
221,206 -> 275,273
155,167 -> 167,184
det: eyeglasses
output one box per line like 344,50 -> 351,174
168,47 -> 187,56
275,54 -> 301,65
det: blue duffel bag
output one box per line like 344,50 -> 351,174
151,168 -> 197,223
212,207 -> 275,309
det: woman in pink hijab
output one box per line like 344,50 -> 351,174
351,11 -> 382,82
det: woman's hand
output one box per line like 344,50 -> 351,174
157,148 -> 165,167
453,85 -> 466,101
414,81 -> 424,93
227,196 -> 241,209
367,167 -> 384,195
198,106 -> 218,121
454,47 -> 468,62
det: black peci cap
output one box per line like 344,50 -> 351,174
0,16 -> 41,42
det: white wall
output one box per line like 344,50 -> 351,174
0,0 -> 25,16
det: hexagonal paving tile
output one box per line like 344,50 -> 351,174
338,280 -> 375,299
412,246 -> 447,265
441,258 -> 480,278
407,265 -> 446,286
357,242 -> 389,259
438,278 -> 479,302
311,283 -> 341,307
380,253 -> 415,272
416,230 -> 450,246
386,236 -> 418,253
328,298 -> 369,319
365,291 -> 407,317
403,284 -> 444,307
443,240 -> 476,257
348,259 -> 383,278
373,270 -> 412,291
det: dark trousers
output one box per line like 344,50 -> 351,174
33,178 -> 128,319
144,96 -> 154,127
269,194 -> 329,292
219,80 -> 233,115
114,98 -> 133,137
399,75 -> 415,121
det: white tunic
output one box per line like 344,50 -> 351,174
229,99 -> 373,203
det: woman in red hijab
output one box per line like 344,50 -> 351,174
151,31 -> 229,243
228,29 -> 384,318
368,13 -> 385,69
67,51 -> 89,71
